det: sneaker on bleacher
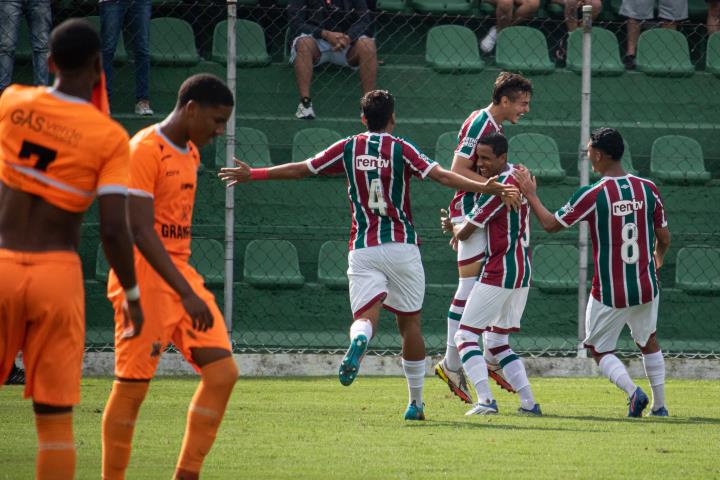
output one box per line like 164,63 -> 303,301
295,100 -> 315,120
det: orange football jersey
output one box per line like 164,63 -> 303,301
0,85 -> 129,213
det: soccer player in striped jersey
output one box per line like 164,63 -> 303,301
219,90 -> 519,420
516,128 -> 671,417
435,72 -> 533,404
446,133 -> 541,416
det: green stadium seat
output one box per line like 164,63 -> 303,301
636,29 -> 694,77
675,247 -> 720,294
508,133 -> 566,181
292,128 -> 342,163
566,27 -> 624,76
244,239 -> 305,288
477,1 -> 495,14
317,241 -> 349,289
190,238 -> 225,287
532,244 -> 579,292
434,131 -> 457,169
215,127 -> 272,168
85,16 -> 128,64
411,0 -> 475,14
425,25 -> 484,73
96,244 -> 110,283
376,0 -> 409,12
706,32 -> 720,76
591,139 -> 637,179
212,19 -> 271,67
149,17 -> 200,66
495,26 -> 554,74
650,135 -> 710,184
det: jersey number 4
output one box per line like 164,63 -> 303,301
367,178 -> 388,216
19,140 -> 58,171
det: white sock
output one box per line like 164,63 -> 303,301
643,351 -> 666,411
599,354 -> 636,396
402,358 -> 425,406
482,331 -> 509,364
487,26 -> 497,39
455,327 -> 493,404
445,277 -> 475,371
349,319 -> 373,342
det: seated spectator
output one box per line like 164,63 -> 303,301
619,0 -> 688,69
480,0 -> 541,53
0,0 -> 52,95
550,0 -> 602,61
288,0 -> 377,119
100,0 -> 153,115
709,0 -> 720,34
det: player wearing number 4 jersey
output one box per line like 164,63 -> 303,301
219,90 -> 519,420
446,133 -> 541,417
436,72 -> 532,405
0,20 -> 142,480
516,127 -> 671,418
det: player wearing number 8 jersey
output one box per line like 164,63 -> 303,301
516,127 -> 671,418
219,90 -> 519,420
0,20 -> 142,479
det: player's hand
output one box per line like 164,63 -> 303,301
440,208 -> 453,234
120,298 -> 144,339
449,235 -> 458,252
181,291 -> 214,332
654,251 -> 664,270
501,188 -> 522,211
218,159 -> 251,187
513,167 -> 537,197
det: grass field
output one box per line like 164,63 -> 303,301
2,376 -> 720,479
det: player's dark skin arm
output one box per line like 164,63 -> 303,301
128,195 -> 213,332
654,227 -> 671,269
98,194 -> 144,337
513,167 -> 564,233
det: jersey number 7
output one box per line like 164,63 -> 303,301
19,140 -> 58,171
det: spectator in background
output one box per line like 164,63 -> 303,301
100,0 -> 153,115
479,0 -> 541,53
709,0 -> 720,34
0,0 -> 52,95
620,0 -> 688,70
550,0 -> 603,60
288,0 -> 377,120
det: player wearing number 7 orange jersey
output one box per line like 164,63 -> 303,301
0,19 -> 142,479
515,127 -> 671,418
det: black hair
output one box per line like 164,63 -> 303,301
590,127 -> 624,161
177,74 -> 235,108
492,72 -> 533,105
477,132 -> 509,157
50,19 -> 101,71
361,90 -> 394,132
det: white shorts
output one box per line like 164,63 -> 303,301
583,295 -> 659,354
347,242 -> 425,317
290,34 -> 371,68
619,0 -> 688,21
452,217 -> 487,267
460,282 -> 529,333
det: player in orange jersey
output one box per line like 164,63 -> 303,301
0,19 -> 143,480
102,74 -> 237,480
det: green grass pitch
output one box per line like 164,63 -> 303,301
2,376 -> 720,479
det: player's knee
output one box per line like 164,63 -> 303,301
356,37 -> 377,57
295,36 -> 318,56
201,357 -> 238,389
454,328 -> 479,348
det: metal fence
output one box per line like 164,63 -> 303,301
4,1 -> 720,358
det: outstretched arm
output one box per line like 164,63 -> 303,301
218,160 -> 313,186
513,167 -> 564,233
427,165 -> 520,204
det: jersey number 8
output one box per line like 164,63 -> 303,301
621,222 -> 639,265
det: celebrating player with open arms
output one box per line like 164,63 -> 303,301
435,72 -> 532,404
102,74 -> 238,480
219,90 -> 519,420
0,19 -> 142,480
515,127 -> 671,417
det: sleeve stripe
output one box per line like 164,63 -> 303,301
554,212 -> 571,227
420,162 -> 438,179
128,188 -> 154,198
97,185 -> 128,196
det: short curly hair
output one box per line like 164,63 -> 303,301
590,127 -> 624,161
491,72 -> 533,105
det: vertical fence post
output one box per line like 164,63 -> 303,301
577,4 -> 593,357
224,0 -> 237,340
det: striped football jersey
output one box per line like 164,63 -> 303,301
467,164 -> 531,289
555,175 -> 667,308
448,107 -> 503,220
307,132 -> 437,250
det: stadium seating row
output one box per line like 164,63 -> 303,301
94,240 -> 720,294
218,127 -> 712,184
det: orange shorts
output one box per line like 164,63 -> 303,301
0,249 -> 84,406
108,256 -> 230,380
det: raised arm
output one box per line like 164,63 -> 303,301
513,167 -> 564,233
218,160 -> 313,186
427,164 -> 519,199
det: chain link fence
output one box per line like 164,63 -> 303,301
3,1 -> 719,357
